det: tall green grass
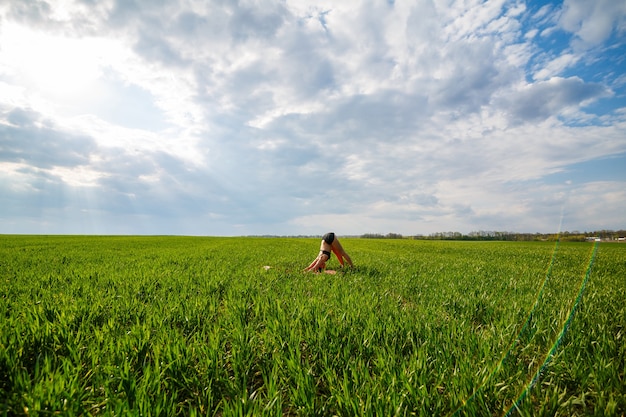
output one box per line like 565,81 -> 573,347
0,236 -> 623,415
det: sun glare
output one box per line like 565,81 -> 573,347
0,23 -> 107,99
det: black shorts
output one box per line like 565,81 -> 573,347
322,232 -> 335,245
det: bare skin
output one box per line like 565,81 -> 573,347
305,234 -> 353,272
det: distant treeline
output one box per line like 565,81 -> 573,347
361,230 -> 626,242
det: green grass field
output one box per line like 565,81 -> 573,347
0,235 -> 624,416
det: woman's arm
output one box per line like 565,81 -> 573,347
304,252 -> 329,272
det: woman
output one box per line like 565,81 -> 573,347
305,232 -> 354,272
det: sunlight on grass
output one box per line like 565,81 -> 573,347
0,236 -> 623,415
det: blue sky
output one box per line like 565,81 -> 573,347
1,0 -> 625,236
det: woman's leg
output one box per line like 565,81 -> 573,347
331,238 -> 353,267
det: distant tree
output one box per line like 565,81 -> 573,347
384,229 -> 623,242
361,233 -> 385,239
386,233 -> 403,239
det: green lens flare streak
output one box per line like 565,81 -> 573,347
451,239 -> 598,417
451,238 -> 561,416
504,240 -> 599,417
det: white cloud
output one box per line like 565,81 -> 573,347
533,53 -> 580,80
0,0 -> 624,236
559,0 -> 626,49
499,76 -> 611,122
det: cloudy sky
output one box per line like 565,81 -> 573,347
1,0 -> 625,236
